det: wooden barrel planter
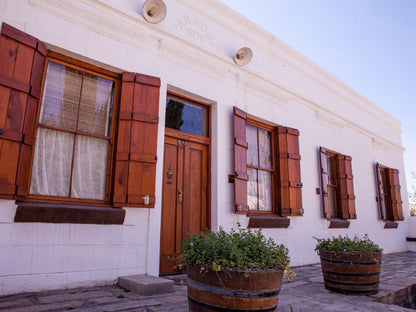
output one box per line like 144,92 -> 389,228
186,264 -> 283,311
319,250 -> 382,295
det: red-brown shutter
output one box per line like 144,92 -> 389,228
113,72 -> 160,207
233,106 -> 248,213
276,127 -> 303,216
319,147 -> 330,218
375,163 -> 386,220
387,168 -> 404,221
0,23 -> 46,199
338,155 -> 356,219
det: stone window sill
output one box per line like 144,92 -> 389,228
383,220 -> 398,229
14,201 -> 125,225
328,218 -> 350,228
247,215 -> 290,228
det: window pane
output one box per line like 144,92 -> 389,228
71,135 -> 109,200
328,185 -> 337,218
258,170 -> 272,211
30,127 -> 74,197
39,62 -> 82,130
258,128 -> 272,169
327,156 -> 337,185
165,97 -> 208,137
246,124 -> 258,166
78,74 -> 114,136
247,167 -> 258,211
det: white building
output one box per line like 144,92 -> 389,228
0,0 -> 411,296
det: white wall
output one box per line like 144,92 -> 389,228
0,0 -> 410,295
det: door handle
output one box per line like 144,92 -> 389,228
178,189 -> 183,203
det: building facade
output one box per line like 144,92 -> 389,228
0,0 -> 410,295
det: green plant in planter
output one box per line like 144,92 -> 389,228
314,234 -> 382,255
179,225 -> 291,311
179,225 -> 290,272
314,234 -> 383,295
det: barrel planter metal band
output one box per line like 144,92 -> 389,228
186,264 -> 283,311
319,250 -> 382,295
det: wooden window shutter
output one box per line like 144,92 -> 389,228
387,168 -> 404,221
319,147 -> 330,218
375,163 -> 386,220
276,127 -> 303,216
113,72 -> 160,207
337,155 -> 356,219
233,106 -> 249,213
0,23 -> 46,200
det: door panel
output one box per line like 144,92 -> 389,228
160,134 -> 209,274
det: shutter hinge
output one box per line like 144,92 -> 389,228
28,85 -> 32,95
154,156 -> 157,161
21,133 -> 25,143
228,174 -> 235,183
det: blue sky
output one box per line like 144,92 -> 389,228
218,0 -> 416,194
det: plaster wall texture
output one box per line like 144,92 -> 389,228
0,0 -> 410,295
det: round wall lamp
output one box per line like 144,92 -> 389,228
234,47 -> 253,66
142,0 -> 167,24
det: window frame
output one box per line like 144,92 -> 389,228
27,55 -> 120,205
246,118 -> 276,214
319,147 -> 356,227
375,163 -> 404,224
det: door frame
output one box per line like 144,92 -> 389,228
159,92 -> 211,274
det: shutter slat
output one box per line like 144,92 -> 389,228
233,106 -> 249,213
338,154 -> 356,219
387,168 -> 404,221
0,23 -> 46,200
277,126 -> 303,216
375,163 -> 386,220
113,72 -> 160,208
319,147 -> 330,218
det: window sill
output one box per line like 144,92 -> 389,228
247,215 -> 290,228
328,218 -> 350,229
14,202 -> 126,225
383,220 -> 398,229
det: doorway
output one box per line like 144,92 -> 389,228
159,94 -> 210,274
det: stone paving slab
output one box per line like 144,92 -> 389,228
0,252 -> 414,311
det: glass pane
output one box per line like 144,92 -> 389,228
246,124 -> 258,166
78,74 -> 114,136
165,97 -> 208,137
39,62 -> 82,130
327,156 -> 337,185
30,127 -> 74,197
258,128 -> 272,169
247,167 -> 258,211
328,185 -> 337,218
258,170 -> 272,211
71,135 -> 109,200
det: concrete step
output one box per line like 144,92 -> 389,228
117,275 -> 174,296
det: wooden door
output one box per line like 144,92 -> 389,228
160,129 -> 210,274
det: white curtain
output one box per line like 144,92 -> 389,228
71,135 -> 109,200
30,127 -> 74,197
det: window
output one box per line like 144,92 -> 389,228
165,94 -> 209,137
375,163 -> 404,224
319,147 -> 356,226
29,60 -> 116,202
0,23 -> 161,223
233,107 -> 303,227
246,122 -> 274,212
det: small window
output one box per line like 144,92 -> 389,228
29,60 -> 116,202
246,122 -> 274,212
233,106 -> 303,226
165,94 -> 208,137
375,163 -> 404,222
319,147 -> 356,223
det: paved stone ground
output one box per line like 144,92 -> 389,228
0,252 -> 414,311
